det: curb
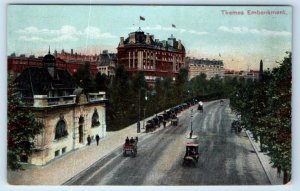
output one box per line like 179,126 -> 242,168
245,130 -> 272,185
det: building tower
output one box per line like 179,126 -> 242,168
259,59 -> 263,82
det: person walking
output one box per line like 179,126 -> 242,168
87,135 -> 91,146
96,134 -> 100,146
277,165 -> 282,178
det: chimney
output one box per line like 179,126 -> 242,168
146,33 -> 151,44
259,60 -> 264,82
162,40 -> 167,47
119,37 -> 124,47
71,49 -> 74,56
129,33 -> 136,44
178,40 -> 182,50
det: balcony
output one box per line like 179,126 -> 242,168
88,92 -> 107,102
22,95 -> 76,107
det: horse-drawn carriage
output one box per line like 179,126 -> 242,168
123,137 -> 138,157
197,101 -> 203,113
171,114 -> 179,126
231,120 -> 242,133
220,99 -> 224,106
182,143 -> 199,167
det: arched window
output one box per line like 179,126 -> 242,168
55,119 -> 68,139
91,108 -> 100,128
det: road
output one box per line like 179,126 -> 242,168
65,100 -> 270,185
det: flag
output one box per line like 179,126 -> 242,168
140,16 -> 145,21
172,24 -> 176,28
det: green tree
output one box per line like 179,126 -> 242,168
73,62 -> 96,92
174,68 -> 189,104
7,76 -> 44,170
107,65 -> 131,130
230,52 -> 291,184
94,72 -> 109,92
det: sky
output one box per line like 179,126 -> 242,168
7,5 -> 292,70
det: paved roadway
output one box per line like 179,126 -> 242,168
65,100 -> 270,185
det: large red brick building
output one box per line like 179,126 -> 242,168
8,49 -> 99,77
117,28 -> 186,85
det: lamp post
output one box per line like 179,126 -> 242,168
143,94 -> 148,129
137,89 -> 141,133
190,109 -> 193,138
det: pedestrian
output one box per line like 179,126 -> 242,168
87,135 -> 91,146
96,134 -> 100,146
277,165 -> 282,178
163,120 -> 166,128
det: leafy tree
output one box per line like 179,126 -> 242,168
107,65 -> 131,130
94,72 -> 109,92
174,68 -> 189,104
230,52 -> 291,184
7,76 -> 44,170
73,62 -> 95,92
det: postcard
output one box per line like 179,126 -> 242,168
7,4 -> 292,186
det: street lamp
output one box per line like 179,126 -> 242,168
143,94 -> 148,129
189,109 -> 193,139
137,89 -> 141,133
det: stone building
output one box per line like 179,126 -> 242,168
186,57 -> 225,80
117,28 -> 186,86
97,50 -> 117,77
14,50 -> 107,165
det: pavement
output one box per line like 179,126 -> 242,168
7,110 -> 175,185
245,130 -> 284,185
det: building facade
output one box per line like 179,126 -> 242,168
8,49 -> 99,77
14,51 -> 107,165
186,57 -> 225,80
117,28 -> 186,85
224,69 -> 259,81
97,50 -> 117,77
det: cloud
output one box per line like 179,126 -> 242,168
128,25 -> 207,36
218,26 -> 291,37
16,25 -> 117,42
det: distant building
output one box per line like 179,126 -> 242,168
117,28 -> 186,86
186,57 -> 224,80
8,49 -> 99,77
54,49 -> 99,63
98,50 -> 117,77
224,69 -> 259,81
14,51 -> 107,165
54,49 -> 99,76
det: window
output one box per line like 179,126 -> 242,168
20,155 -> 28,163
92,108 -> 100,127
55,150 -> 60,157
55,117 -> 68,140
62,147 -> 66,154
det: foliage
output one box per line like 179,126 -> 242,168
7,76 -> 44,170
230,52 -> 292,183
73,62 -> 96,92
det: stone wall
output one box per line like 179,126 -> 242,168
29,101 -> 106,165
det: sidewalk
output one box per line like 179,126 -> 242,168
245,130 -> 283,185
7,110 -> 179,185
